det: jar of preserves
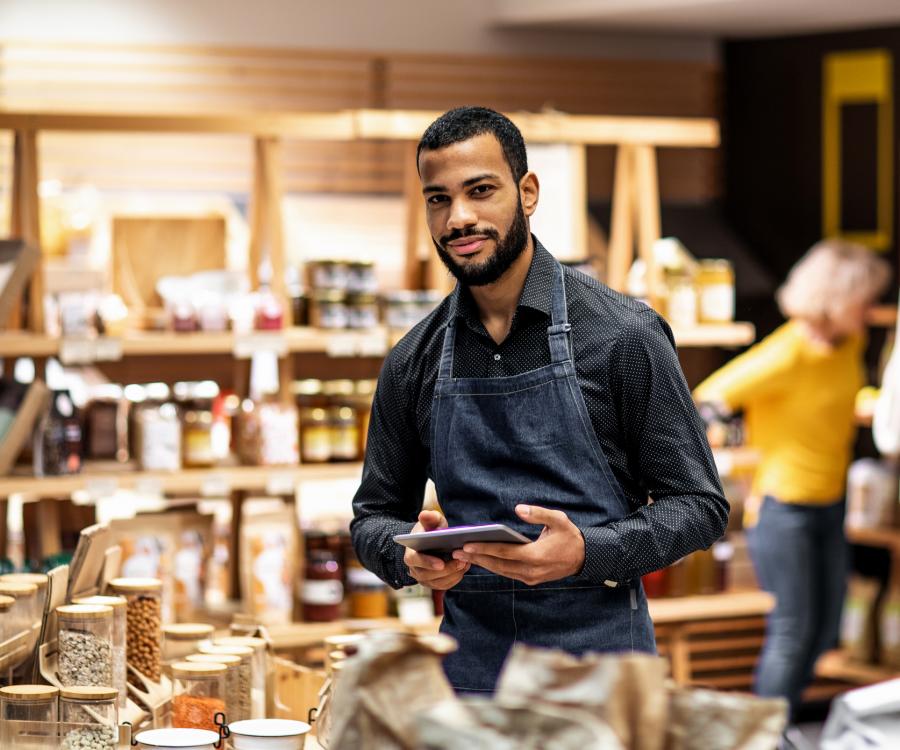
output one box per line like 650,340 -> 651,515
383,290 -> 418,330
352,380 -> 376,457
171,661 -> 227,732
35,389 -> 82,476
212,636 -> 267,720
186,653 -> 245,723
307,260 -> 349,292
0,685 -> 59,750
665,270 -> 698,329
309,290 -> 349,329
346,293 -> 379,330
347,260 -> 377,294
346,559 -> 389,619
60,686 -> 118,750
300,408 -> 331,464
85,384 -> 130,462
329,406 -> 359,462
136,384 -> 181,471
56,604 -> 114,688
162,623 -> 215,670
302,547 -> 344,623
696,259 -> 735,324
72,595 -> 128,710
293,379 -> 326,410
198,644 -> 254,722
177,382 -> 220,469
108,577 -> 163,682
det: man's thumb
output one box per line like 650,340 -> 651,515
419,510 -> 444,529
516,504 -> 565,527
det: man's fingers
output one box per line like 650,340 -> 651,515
460,553 -> 526,580
405,549 -> 446,571
456,542 -> 530,560
516,504 -> 570,528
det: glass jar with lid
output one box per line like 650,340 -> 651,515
696,259 -> 735,324
212,636 -> 267,719
352,380 -> 376,457
302,544 -> 344,623
292,379 -> 326,410
72,595 -> 128,710
136,383 -> 181,471
347,260 -> 377,294
309,290 -> 349,329
186,653 -> 245,723
162,623 -> 215,670
176,381 -> 220,469
198,644 -> 254,721
85,384 -> 130,462
665,269 -> 698,329
300,407 -> 331,464
0,594 -> 13,642
0,685 -> 59,750
329,406 -> 360,462
171,661 -> 227,732
108,577 -> 163,682
56,603 -> 114,687
60,686 -> 118,750
346,557 -> 390,619
0,581 -> 39,641
0,572 -> 49,624
384,290 -> 419,330
307,260 -> 349,292
346,293 -> 379,330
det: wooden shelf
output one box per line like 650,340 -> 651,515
648,590 -> 774,624
816,649 -> 900,685
670,322 -> 755,348
0,462 -> 364,499
846,525 -> 900,552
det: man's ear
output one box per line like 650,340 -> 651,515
519,171 -> 539,217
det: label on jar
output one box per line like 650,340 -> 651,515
302,579 -> 344,606
700,284 -> 735,323
348,567 -> 386,589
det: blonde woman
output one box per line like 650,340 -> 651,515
694,239 -> 890,717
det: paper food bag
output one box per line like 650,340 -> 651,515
327,632 -> 457,750
665,687 -> 787,750
495,643 -> 669,750
841,575 -> 882,663
417,698 -> 624,750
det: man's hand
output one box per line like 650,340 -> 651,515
404,510 -> 471,590
451,505 -> 585,585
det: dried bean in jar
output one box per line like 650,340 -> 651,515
59,630 -> 113,686
62,724 -> 117,750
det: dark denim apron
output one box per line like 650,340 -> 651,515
429,260 -> 656,692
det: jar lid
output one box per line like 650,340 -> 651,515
292,379 -> 323,396
0,594 -> 13,610
323,380 -> 355,397
109,577 -> 163,593
0,685 -> 59,701
135,728 -> 219,748
301,407 -> 328,422
186,653 -> 241,667
0,581 -> 38,597
163,623 -> 215,641
347,260 -> 374,269
346,292 -> 378,304
0,572 -> 49,590
171,661 -> 227,678
73,595 -> 127,610
313,289 -> 347,303
200,644 -> 254,658
329,406 -> 356,422
214,636 -> 266,651
57,603 -> 113,620
61,686 -> 118,701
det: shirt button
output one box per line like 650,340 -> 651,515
493,353 -> 501,361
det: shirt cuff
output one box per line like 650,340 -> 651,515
388,520 -> 418,589
576,524 -> 626,585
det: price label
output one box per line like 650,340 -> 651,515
233,332 -> 288,359
201,474 -> 231,498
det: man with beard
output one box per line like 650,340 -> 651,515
350,107 -> 728,693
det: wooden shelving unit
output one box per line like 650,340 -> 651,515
670,322 -> 755,349
816,649 -> 900,686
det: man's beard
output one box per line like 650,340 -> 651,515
434,200 -> 529,287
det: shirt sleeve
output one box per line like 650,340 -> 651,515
350,351 -> 426,589
577,311 -> 730,584
693,324 -> 799,411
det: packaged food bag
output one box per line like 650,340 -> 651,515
841,576 -> 882,663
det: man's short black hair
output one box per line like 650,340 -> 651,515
416,106 -> 528,183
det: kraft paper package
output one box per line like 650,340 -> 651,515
495,643 -> 669,750
841,575 -> 882,663
665,686 -> 788,750
326,631 -> 458,750
417,698 -> 624,750
878,584 -> 900,669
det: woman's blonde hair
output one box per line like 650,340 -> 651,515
777,238 -> 892,323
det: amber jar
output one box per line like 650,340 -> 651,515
329,406 -> 359,462
302,546 -> 344,622
346,558 -> 389,619
696,259 -> 735,324
293,379 -> 327,410
300,408 -> 331,464
352,380 -> 376,457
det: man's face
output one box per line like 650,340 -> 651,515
419,133 -> 535,286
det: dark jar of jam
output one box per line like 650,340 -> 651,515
302,549 -> 344,622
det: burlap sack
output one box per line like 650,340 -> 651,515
495,643 -> 670,750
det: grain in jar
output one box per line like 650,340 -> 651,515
60,686 -> 118,750
0,685 -> 59,750
212,636 -> 267,719
162,622 -> 215,671
72,595 -> 128,710
199,643 -> 254,721
108,577 -> 163,682
57,604 -> 114,687
186,653 -> 245,722
171,661 -> 227,732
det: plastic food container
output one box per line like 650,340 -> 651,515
72,594 -> 128,709
163,623 -> 215,670
171,661 -> 227,732
228,719 -> 311,750
0,684 -> 59,749
212,636 -> 267,718
60,686 -> 118,750
134,727 -> 219,749
108,577 -> 163,681
186,653 -> 245,723
199,644 -> 253,722
56,603 -> 114,687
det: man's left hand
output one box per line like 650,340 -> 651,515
451,504 -> 585,585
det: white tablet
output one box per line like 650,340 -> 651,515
394,523 -> 530,558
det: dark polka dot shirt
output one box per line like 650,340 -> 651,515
351,238 -> 729,589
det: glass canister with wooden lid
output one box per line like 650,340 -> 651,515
56,604 -> 114,688
162,623 -> 215,671
72,595 -> 128,710
0,572 -> 49,623
59,686 -> 118,750
0,580 -> 39,638
0,684 -> 59,750
0,594 -> 13,643
199,643 -> 254,721
108,577 -> 163,682
186,653 -> 245,723
171,661 -> 227,732
213,636 -> 268,718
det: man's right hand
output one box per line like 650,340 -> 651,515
404,510 -> 470,590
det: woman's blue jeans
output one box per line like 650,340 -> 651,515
747,496 -> 847,718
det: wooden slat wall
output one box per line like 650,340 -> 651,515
0,41 -> 720,201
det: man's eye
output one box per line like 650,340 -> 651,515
472,185 -> 493,195
427,195 -> 448,205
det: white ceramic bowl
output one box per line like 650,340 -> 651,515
135,727 -> 220,749
228,719 -> 311,750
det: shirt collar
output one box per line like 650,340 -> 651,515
452,235 -> 555,329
